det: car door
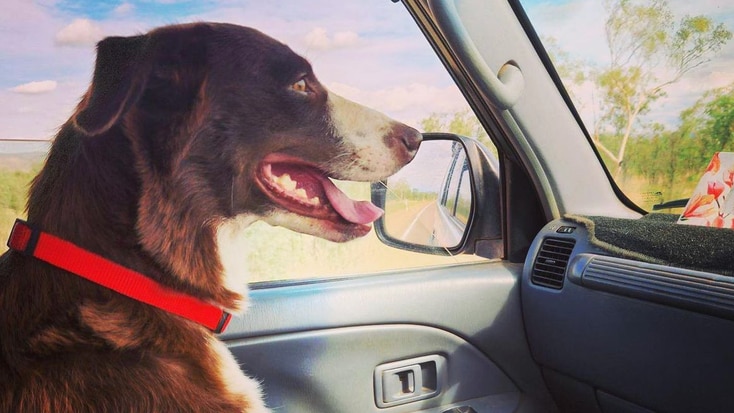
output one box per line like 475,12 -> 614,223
221,135 -> 551,413
216,1 -> 559,411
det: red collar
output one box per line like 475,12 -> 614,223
6,219 -> 232,334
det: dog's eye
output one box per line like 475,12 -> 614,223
291,79 -> 310,95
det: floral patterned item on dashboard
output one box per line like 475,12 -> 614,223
679,152 -> 734,229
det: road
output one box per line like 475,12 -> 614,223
384,199 -> 437,245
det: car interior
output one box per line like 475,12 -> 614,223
3,0 -> 733,412
221,1 -> 734,412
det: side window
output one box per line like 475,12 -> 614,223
521,0 -> 734,212
1,1 -> 495,282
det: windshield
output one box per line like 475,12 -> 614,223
522,0 -> 734,212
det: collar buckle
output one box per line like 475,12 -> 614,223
7,219 -> 40,256
214,312 -> 232,334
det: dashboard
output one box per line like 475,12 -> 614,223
521,218 -> 734,413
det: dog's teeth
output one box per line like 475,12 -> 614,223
294,188 -> 308,199
271,173 -> 295,190
277,173 -> 298,191
269,172 -> 320,206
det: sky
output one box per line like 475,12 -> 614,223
1,0 -> 733,151
0,0 -> 470,148
524,0 -> 734,129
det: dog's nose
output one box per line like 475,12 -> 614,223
385,122 -> 422,164
390,123 -> 421,154
400,126 -> 422,154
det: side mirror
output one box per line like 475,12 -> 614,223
371,133 -> 502,258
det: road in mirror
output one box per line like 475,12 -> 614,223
383,140 -> 472,249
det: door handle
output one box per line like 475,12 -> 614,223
381,364 -> 422,403
374,354 -> 447,408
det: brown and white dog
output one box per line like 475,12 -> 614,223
0,23 -> 421,412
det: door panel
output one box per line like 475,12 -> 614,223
228,325 -> 517,413
221,262 -> 555,412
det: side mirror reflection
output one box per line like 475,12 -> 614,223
377,139 -> 473,250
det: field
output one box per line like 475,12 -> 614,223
0,160 -> 484,283
0,154 -> 42,254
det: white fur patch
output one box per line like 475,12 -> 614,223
326,90 -> 403,180
209,337 -> 270,413
216,214 -> 259,314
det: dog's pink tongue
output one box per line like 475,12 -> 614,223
321,177 -> 383,225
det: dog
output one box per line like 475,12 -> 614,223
0,22 -> 421,412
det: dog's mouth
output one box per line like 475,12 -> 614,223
255,153 -> 383,235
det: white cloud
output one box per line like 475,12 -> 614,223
304,27 -> 361,50
1,81 -> 86,141
332,31 -> 359,47
55,19 -> 104,47
10,80 -> 58,94
305,27 -> 330,49
113,2 -> 135,15
329,82 -> 469,129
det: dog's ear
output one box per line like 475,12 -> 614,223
73,35 -> 150,136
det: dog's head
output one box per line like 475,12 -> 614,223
72,23 -> 420,243
61,23 -> 421,306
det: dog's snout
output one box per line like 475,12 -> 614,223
387,123 -> 422,162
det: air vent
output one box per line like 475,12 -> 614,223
531,237 -> 576,289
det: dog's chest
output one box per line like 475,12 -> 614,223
216,214 -> 259,312
209,337 -> 270,413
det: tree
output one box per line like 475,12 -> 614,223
704,90 -> 734,150
593,0 -> 731,179
624,83 -> 734,201
419,110 -> 496,155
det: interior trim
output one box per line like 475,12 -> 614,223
568,253 -> 734,320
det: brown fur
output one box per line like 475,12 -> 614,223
0,22 -> 420,412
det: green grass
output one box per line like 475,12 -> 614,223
0,167 -> 38,250
0,172 -> 483,282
